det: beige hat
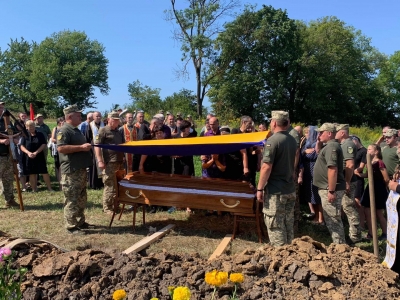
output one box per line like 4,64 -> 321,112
35,113 -> 44,119
0,101 -> 5,105
317,123 -> 336,132
108,111 -> 120,119
63,105 -> 82,115
384,128 -> 398,137
271,110 -> 289,121
336,124 -> 349,131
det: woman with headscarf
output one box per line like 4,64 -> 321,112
301,125 -> 324,224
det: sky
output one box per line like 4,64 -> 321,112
1,0 -> 399,113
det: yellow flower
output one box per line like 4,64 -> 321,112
172,286 -> 191,300
205,270 -> 228,287
229,273 -> 244,284
112,289 -> 127,300
168,286 -> 175,294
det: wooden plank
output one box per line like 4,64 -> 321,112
208,234 -> 232,261
123,224 -> 175,254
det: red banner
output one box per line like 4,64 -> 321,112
30,103 -> 34,120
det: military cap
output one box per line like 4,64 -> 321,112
187,114 -> 192,118
63,104 -> 82,115
35,113 -> 44,119
166,111 -> 171,115
384,128 -> 398,137
271,110 -> 289,121
176,112 -> 182,116
336,124 -> 349,131
108,111 -> 120,119
317,123 -> 336,132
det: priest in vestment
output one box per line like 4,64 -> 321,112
119,112 -> 138,173
85,111 -> 104,189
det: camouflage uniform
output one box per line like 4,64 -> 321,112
95,115 -> 124,214
61,169 -> 88,229
0,113 -> 17,207
57,107 -> 93,230
263,192 -> 296,246
340,134 -> 361,242
0,156 -> 14,204
101,161 -> 124,212
260,111 -> 297,247
319,190 -> 346,243
313,124 -> 346,244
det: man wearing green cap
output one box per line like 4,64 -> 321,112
313,123 -> 346,244
257,110 -> 297,247
94,111 -> 125,215
336,124 -> 361,243
382,128 -> 400,178
57,104 -> 93,235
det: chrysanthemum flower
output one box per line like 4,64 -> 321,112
172,286 -> 191,300
229,273 -> 244,283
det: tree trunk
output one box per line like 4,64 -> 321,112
195,65 -> 203,117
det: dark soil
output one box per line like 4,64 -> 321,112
3,235 -> 400,300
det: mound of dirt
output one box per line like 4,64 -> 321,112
5,236 -> 400,300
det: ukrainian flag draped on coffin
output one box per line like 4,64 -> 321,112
94,131 -> 269,156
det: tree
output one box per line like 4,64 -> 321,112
0,38 -> 38,114
127,80 -> 163,116
209,10 -> 386,126
295,17 -> 381,125
165,0 -> 240,116
162,88 -> 207,117
208,5 -> 301,122
376,51 -> 400,126
30,30 -> 109,116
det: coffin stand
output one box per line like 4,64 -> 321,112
111,170 -> 266,242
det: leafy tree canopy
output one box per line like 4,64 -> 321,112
30,30 -> 109,117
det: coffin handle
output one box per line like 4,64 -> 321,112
220,199 -> 240,208
125,190 -> 143,199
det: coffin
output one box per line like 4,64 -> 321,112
111,171 -> 265,242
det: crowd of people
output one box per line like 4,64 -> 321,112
1,101 -> 400,253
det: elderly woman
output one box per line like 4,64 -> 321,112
20,120 -> 53,192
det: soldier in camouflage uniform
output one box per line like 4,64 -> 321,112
0,101 -> 19,209
313,123 -> 346,244
94,111 -> 124,215
57,104 -> 93,235
257,111 -> 297,247
336,124 -> 361,243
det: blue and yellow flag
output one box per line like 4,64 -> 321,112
94,131 -> 269,156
